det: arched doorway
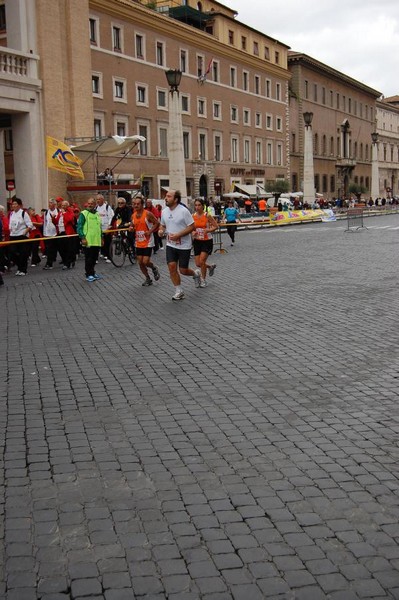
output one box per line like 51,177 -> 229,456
199,174 -> 208,198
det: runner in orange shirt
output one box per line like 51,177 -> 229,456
130,196 -> 160,286
192,199 -> 218,287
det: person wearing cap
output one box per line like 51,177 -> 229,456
77,197 -> 103,282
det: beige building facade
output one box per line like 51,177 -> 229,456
375,96 -> 399,198
289,52 -> 381,200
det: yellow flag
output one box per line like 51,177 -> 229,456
46,136 -> 84,179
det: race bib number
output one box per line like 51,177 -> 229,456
136,230 -> 146,243
168,234 -> 180,245
196,228 -> 206,240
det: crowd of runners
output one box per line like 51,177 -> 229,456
0,190 -> 223,300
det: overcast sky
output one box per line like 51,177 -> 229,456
231,0 -> 399,98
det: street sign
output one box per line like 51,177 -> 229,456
6,180 -> 15,191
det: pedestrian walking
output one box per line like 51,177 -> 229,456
223,200 -> 241,246
158,189 -> 201,301
59,200 -> 77,269
42,198 -> 61,270
27,207 -> 43,266
130,196 -> 160,286
77,197 -> 103,282
192,199 -> 218,287
8,198 -> 33,276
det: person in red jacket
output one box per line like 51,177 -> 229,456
27,207 -> 43,266
59,200 -> 77,269
0,203 -> 10,272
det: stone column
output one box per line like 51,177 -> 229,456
167,91 -> 187,200
371,138 -> 379,200
303,120 -> 315,205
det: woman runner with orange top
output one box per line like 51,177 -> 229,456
130,196 -> 160,286
192,199 -> 218,287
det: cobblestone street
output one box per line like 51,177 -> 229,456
2,214 -> 399,599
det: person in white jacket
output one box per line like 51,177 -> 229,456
9,197 -> 33,276
96,194 -> 114,262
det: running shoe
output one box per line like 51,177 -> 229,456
86,275 -> 96,282
193,269 -> 201,288
152,266 -> 160,281
172,291 -> 185,301
43,265 -> 53,270
93,273 -> 103,280
209,264 -> 217,277
105,258 -> 112,264
142,278 -> 153,286
15,271 -> 26,276
199,279 -> 207,288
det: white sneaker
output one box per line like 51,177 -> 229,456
199,279 -> 207,288
105,258 -> 112,264
193,269 -> 201,288
172,291 -> 185,301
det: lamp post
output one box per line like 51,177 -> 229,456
165,68 -> 187,200
303,111 -> 315,206
371,131 -> 379,201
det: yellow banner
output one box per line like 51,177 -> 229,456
46,136 -> 84,179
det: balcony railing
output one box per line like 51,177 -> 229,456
0,47 -> 39,80
336,157 -> 357,168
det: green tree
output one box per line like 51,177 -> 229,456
349,182 -> 367,203
264,179 -> 290,207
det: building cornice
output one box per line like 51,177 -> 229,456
288,52 -> 381,98
90,0 -> 290,81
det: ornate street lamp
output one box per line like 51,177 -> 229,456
165,68 -> 187,199
303,112 -> 315,206
371,131 -> 379,200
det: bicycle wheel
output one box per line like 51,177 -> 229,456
127,247 -> 136,265
109,236 -> 126,267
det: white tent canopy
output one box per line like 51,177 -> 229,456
72,135 -> 145,157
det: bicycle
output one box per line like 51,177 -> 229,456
109,230 -> 136,267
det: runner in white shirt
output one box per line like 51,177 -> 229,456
9,197 -> 33,276
96,194 -> 114,262
158,189 -> 201,301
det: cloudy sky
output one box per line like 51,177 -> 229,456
231,0 -> 399,98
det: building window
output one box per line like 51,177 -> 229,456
254,76 -> 260,95
180,49 -> 187,72
213,101 -> 221,120
4,129 -> 13,151
330,175 -> 335,193
336,92 -> 340,109
136,85 -> 147,104
231,105 -> 238,123
276,117 -> 282,131
322,87 -> 326,105
256,140 -> 262,164
136,34 -> 144,59
291,133 -> 296,152
183,131 -> 190,159
198,98 -> 206,117
244,139 -> 250,163
113,26 -> 122,51
92,75 -> 100,95
266,114 -> 272,130
267,142 -> 272,165
342,95 -> 346,111
159,127 -> 168,157
199,133 -> 206,159
114,79 -> 126,102
230,67 -> 236,87
212,61 -> 219,82
277,144 -> 283,166
89,18 -> 97,43
266,79 -> 271,98
197,55 -> 204,78
231,137 -> 238,162
255,112 -> 261,128
243,109 -> 250,126
253,41 -> 259,56
94,119 -> 102,138
330,90 -> 334,107
116,121 -> 126,136
157,89 -> 167,109
322,175 -> 328,193
264,46 -> 270,60
214,135 -> 222,161
139,125 -> 148,155
241,36 -> 246,50
322,135 -> 327,155
348,98 -> 352,113
276,83 -> 281,101
156,41 -> 164,66
228,30 -> 234,44
181,95 -> 190,113
243,71 -> 248,91
275,51 -> 279,64
314,84 -> 318,102
304,80 -> 308,99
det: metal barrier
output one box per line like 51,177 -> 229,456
345,208 -> 367,232
213,220 -> 227,254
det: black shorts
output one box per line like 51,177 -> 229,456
135,247 -> 153,257
166,246 -> 191,269
193,239 -> 213,256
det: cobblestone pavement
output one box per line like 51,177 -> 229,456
2,213 -> 399,600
